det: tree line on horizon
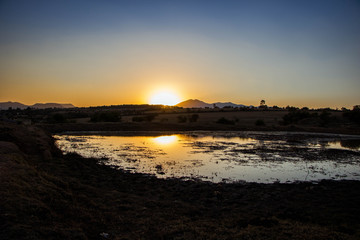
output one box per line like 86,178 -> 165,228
0,103 -> 359,126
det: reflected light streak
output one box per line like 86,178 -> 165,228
153,135 -> 178,145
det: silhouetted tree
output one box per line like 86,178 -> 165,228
286,106 -> 299,111
259,100 -> 267,109
272,105 -> 280,109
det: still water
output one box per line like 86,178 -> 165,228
54,131 -> 360,183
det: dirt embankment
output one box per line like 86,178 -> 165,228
1,122 -> 360,240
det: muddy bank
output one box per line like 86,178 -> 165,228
1,122 -> 360,239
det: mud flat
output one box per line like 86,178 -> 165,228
1,122 -> 360,239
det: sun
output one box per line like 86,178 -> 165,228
149,90 -> 181,106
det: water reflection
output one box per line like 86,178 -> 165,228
153,135 -> 177,145
54,131 -> 360,183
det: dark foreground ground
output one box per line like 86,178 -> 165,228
1,122 -> 360,240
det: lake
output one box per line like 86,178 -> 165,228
54,131 -> 360,183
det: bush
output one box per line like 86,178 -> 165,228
145,114 -> 158,122
343,106 -> 360,124
216,117 -> 235,125
177,115 -> 187,123
48,113 -> 67,123
343,109 -> 360,124
319,110 -> 331,126
189,114 -> 199,123
281,109 -> 315,125
91,111 -> 121,122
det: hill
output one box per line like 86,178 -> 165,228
176,99 -> 249,108
0,101 -> 76,110
0,101 -> 28,110
213,102 -> 248,108
176,99 -> 212,108
31,103 -> 76,109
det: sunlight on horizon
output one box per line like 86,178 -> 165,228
149,89 -> 181,106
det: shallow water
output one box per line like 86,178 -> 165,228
54,131 -> 360,183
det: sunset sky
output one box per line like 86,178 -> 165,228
1,0 -> 359,108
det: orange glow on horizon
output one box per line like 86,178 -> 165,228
148,88 -> 181,106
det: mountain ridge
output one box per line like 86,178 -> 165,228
0,101 -> 76,110
176,99 -> 250,108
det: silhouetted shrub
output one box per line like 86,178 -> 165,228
216,117 -> 235,125
66,112 -> 89,118
132,114 -> 157,122
189,114 -> 199,123
177,115 -> 187,123
281,109 -> 314,125
281,108 -> 338,126
48,113 -> 67,123
319,110 -> 331,126
285,106 -> 299,111
91,111 -> 121,122
343,105 -> 360,124
145,114 -> 158,122
255,119 -> 265,126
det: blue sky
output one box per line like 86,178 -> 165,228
1,0 -> 359,107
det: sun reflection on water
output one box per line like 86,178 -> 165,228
152,135 -> 178,145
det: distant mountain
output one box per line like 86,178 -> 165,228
0,101 -> 28,110
176,99 -> 249,108
213,102 -> 247,108
31,103 -> 75,109
176,99 -> 212,108
60,104 -> 76,108
0,101 -> 76,110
